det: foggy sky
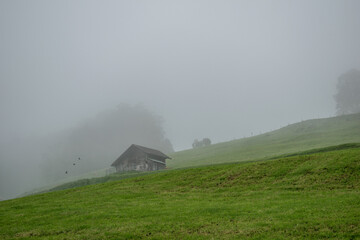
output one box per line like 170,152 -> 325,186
1,0 -> 360,151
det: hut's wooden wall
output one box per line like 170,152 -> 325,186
114,150 -> 166,172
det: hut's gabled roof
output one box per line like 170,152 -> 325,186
132,144 -> 171,159
111,144 -> 171,167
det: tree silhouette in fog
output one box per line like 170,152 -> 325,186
41,104 -> 173,182
192,138 -> 211,148
335,69 -> 360,115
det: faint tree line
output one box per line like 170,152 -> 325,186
192,138 -> 211,148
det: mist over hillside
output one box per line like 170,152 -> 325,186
0,104 -> 173,200
169,113 -> 360,169
1,1 -> 360,200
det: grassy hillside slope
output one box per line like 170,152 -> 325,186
34,143 -> 358,194
1,147 -> 359,239
169,113 -> 360,168
20,113 -> 360,196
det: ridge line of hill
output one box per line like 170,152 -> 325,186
168,113 -> 360,169
29,142 -> 360,194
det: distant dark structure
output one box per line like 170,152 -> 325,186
111,144 -> 171,172
192,138 -> 212,148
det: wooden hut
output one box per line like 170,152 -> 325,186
111,144 -> 171,172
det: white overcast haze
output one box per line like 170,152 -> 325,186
0,0 -> 360,198
1,0 -> 360,149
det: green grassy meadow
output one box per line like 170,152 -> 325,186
22,113 -> 360,195
168,113 -> 360,169
1,145 -> 359,239
1,113 -> 360,239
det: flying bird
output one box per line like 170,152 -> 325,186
65,171 -> 68,174
73,163 -> 76,166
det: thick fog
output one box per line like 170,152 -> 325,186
1,0 -> 360,199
